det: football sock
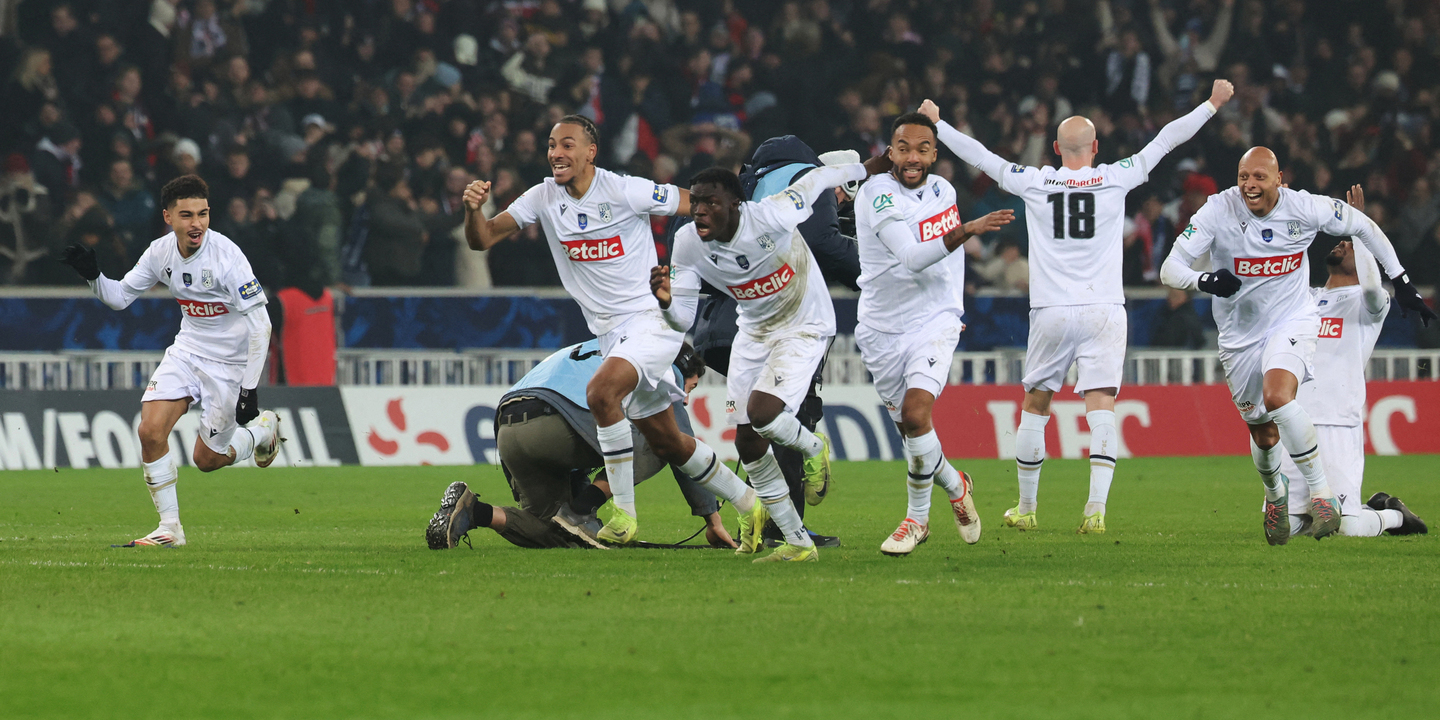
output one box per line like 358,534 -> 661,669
1086,410 -> 1117,507
143,451 -> 179,527
1269,401 -> 1333,499
229,427 -> 257,463
572,483 -> 609,515
680,441 -> 755,514
1340,509 -> 1404,537
597,420 -> 636,516
1015,411 -> 1048,513
744,449 -> 813,548
1288,514 -> 1312,537
1250,437 -> 1285,502
908,430 -> 963,499
754,413 -> 824,458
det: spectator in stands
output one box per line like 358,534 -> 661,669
287,164 -> 343,295
1151,288 -> 1209,350
1409,222 -> 1440,288
96,158 -> 155,256
29,121 -> 82,214
975,238 -> 1029,295
365,164 -> 427,287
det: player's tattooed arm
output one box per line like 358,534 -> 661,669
948,209 -> 1015,251
462,180 -> 521,250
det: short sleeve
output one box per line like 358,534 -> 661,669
1173,199 -> 1219,260
1108,156 -> 1150,191
997,162 -> 1042,196
624,175 -> 681,216
228,253 -> 268,313
506,185 -> 542,229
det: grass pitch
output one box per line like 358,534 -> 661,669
2,457 -> 1437,719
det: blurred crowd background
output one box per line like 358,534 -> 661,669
2,0 -> 1439,310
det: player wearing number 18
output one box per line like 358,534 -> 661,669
920,78 -> 1234,534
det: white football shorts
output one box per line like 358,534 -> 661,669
599,308 -> 687,421
1283,424 -> 1364,516
725,329 -> 831,426
1022,303 -> 1128,395
142,346 -> 245,454
855,313 -> 964,423
1219,316 -> 1319,424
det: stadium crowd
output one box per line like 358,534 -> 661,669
2,0 -> 1439,307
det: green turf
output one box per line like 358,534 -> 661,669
2,457 -> 1437,719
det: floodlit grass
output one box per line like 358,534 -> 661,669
2,457 -> 1437,719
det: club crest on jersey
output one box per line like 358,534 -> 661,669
1261,229 -> 1273,242
201,268 -> 214,288
1287,221 -> 1301,238
758,235 -> 775,251
577,213 -> 588,230
783,189 -> 804,210
182,272 -> 192,287
652,185 -> 669,203
239,279 -> 262,300
1319,317 -> 1344,338
599,203 -> 612,222
736,255 -> 750,270
873,193 -> 894,211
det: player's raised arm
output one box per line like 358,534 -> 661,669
1346,185 -> 1390,316
462,180 -> 521,250
1324,189 -> 1437,325
64,243 -> 159,310
1129,79 -> 1233,181
919,99 -> 1020,188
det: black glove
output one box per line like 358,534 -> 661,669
236,388 -> 259,426
60,243 -> 100,281
1198,269 -> 1242,298
1390,272 -> 1438,327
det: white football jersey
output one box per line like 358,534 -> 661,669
671,188 -> 835,339
1174,187 -> 1369,350
854,172 -> 965,331
1299,285 -> 1388,426
992,158 -> 1149,307
506,168 -> 682,335
111,230 -> 267,364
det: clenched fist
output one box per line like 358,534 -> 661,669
463,180 -> 491,212
918,99 -> 941,124
650,265 -> 672,309
1209,79 -> 1235,109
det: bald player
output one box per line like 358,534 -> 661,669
1161,150 -> 1434,544
920,79 -> 1234,534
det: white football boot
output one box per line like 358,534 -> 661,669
949,471 -> 982,544
880,518 -> 929,556
254,411 -> 284,468
122,523 -> 186,547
